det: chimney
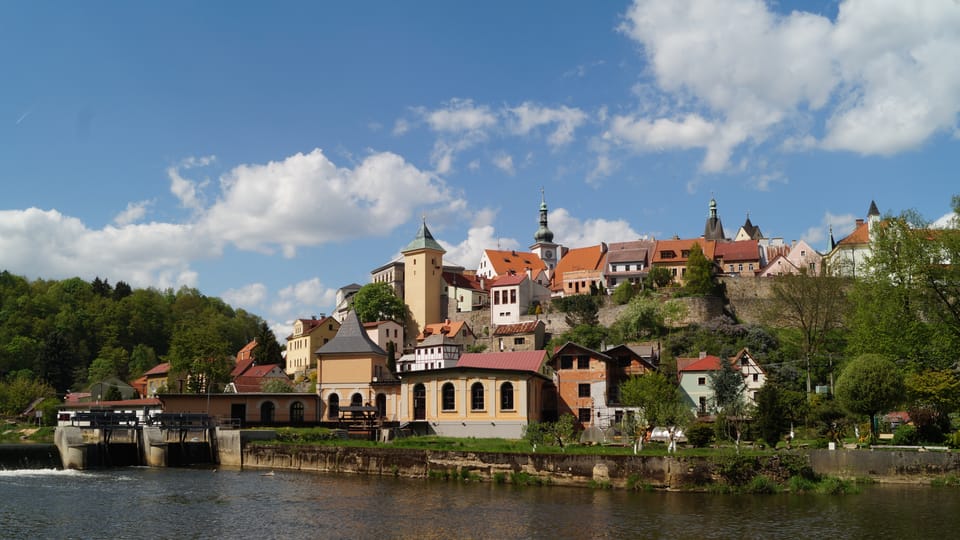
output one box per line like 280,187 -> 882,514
856,218 -> 864,227
699,351 -> 707,359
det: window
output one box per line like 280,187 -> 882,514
577,355 -> 590,369
748,263 -> 754,270
738,263 -> 743,272
578,383 -> 590,398
699,397 -> 707,414
560,356 -> 573,370
500,382 -> 514,410
494,290 -> 500,305
442,383 -> 456,411
510,290 -> 516,303
376,393 -> 387,418
290,402 -> 304,423
471,382 -> 485,410
327,393 -> 340,419
614,410 -> 623,424
698,377 -> 706,386
351,393 -> 363,407
578,408 -> 592,423
753,373 -> 759,382
809,262 -> 816,272
514,337 -> 525,345
260,401 -> 275,423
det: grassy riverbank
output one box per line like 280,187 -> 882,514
0,423 -> 54,443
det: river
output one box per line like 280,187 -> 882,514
1,467 -> 958,539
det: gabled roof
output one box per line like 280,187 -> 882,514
606,240 -> 654,264
293,316 -> 338,335
551,244 -> 607,290
443,271 -> 484,292
678,354 -> 725,372
867,200 -> 880,217
316,310 -> 388,356
231,356 -> 255,377
483,249 -> 547,277
242,364 -> 285,378
363,320 -> 399,329
714,240 -> 760,262
492,320 -> 545,335
552,341 -> 612,361
402,220 -> 445,253
837,220 -> 870,246
143,362 -> 170,377
651,238 -> 717,264
491,273 -> 527,287
456,350 -> 548,373
419,333 -> 459,347
418,319 -> 473,341
759,254 -> 799,275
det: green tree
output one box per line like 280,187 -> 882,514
127,344 -> 159,378
708,359 -> 748,451
620,372 -> 692,453
0,373 -> 55,416
754,382 -> 807,447
682,242 -> 718,296
611,281 -> 637,305
904,369 -> 960,442
253,321 -> 284,366
645,266 -> 673,289
551,295 -> 602,327
834,354 -> 905,438
550,324 -> 608,351
352,282 -> 407,323
609,295 -> 685,343
261,378 -> 295,393
766,272 -> 848,395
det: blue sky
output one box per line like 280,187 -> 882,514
2,1 -> 958,338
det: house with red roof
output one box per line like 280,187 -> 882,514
759,240 -> 823,277
677,349 -> 766,416
444,270 -> 488,313
143,362 -> 171,397
551,243 -> 608,296
715,239 -> 762,276
651,238 -> 718,286
226,364 -> 290,393
476,249 -> 549,287
397,349 -> 553,438
823,200 -> 881,277
604,239 -> 655,293
492,320 -> 546,352
285,315 -> 341,377
489,272 -> 551,325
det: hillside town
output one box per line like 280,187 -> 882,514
55,194 -> 900,442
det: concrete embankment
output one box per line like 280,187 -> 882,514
243,445 -> 960,488
242,444 -> 809,489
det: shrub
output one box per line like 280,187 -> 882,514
686,423 -> 714,448
946,431 -> 960,449
746,475 -> 780,494
715,454 -> 759,487
893,424 -> 919,445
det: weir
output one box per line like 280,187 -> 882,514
53,412 -> 220,470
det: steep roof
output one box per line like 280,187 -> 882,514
456,350 -> 548,373
551,244 -> 607,290
868,200 -> 880,217
143,362 -> 170,377
837,220 -> 871,246
316,310 -> 388,356
491,273 -> 527,287
678,355 -> 724,372
606,240 -> 654,264
651,238 -> 717,264
443,271 -> 484,292
715,240 -> 760,262
402,220 -> 445,253
739,215 -> 762,239
552,341 -> 612,361
418,319 -> 472,341
483,249 -> 547,277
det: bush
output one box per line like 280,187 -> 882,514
946,431 -> 960,449
715,454 -> 759,487
686,423 -> 714,448
746,475 -> 780,494
893,424 -> 919,445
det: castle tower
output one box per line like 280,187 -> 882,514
703,197 -> 726,241
402,218 -> 445,346
530,188 -> 560,275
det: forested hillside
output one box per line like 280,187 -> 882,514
0,271 -> 270,400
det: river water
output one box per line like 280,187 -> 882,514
1,467 -> 958,539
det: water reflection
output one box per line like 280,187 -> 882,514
1,468 -> 957,539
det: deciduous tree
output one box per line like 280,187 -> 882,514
352,282 -> 407,323
835,354 -> 905,437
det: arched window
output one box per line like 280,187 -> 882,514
351,393 -> 363,407
328,393 -> 340,419
500,382 -> 514,411
442,383 -> 456,411
290,401 -> 304,424
260,401 -> 275,424
413,384 -> 426,420
471,382 -> 484,411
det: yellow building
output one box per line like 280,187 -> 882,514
316,310 -> 399,422
402,219 -> 446,346
285,316 -> 340,377
398,350 -> 553,438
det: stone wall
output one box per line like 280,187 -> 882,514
242,444 -> 807,489
810,449 -> 960,481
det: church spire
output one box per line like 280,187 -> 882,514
534,187 -> 554,243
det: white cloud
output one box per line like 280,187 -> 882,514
0,207 -> 209,288
441,225 -> 520,270
507,103 -> 588,146
615,0 -> 960,171
113,200 -> 152,226
392,118 -> 410,136
221,282 -> 268,309
750,171 -> 788,192
492,152 -> 515,175
167,155 -> 215,211
549,208 -> 640,247
421,98 -> 497,133
203,148 -> 452,252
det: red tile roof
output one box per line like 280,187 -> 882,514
678,355 -> 724,372
492,320 -> 544,335
838,220 -> 870,246
457,350 -> 548,373
418,320 -> 473,341
243,364 -> 283,377
231,356 -> 256,377
651,238 -> 717,264
143,362 -> 170,376
491,273 -> 527,287
551,244 -> 607,290
484,249 -> 547,277
714,240 -> 760,262
443,271 -> 484,291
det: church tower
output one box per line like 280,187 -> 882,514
703,197 -> 726,241
402,218 -> 445,346
530,188 -> 560,275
